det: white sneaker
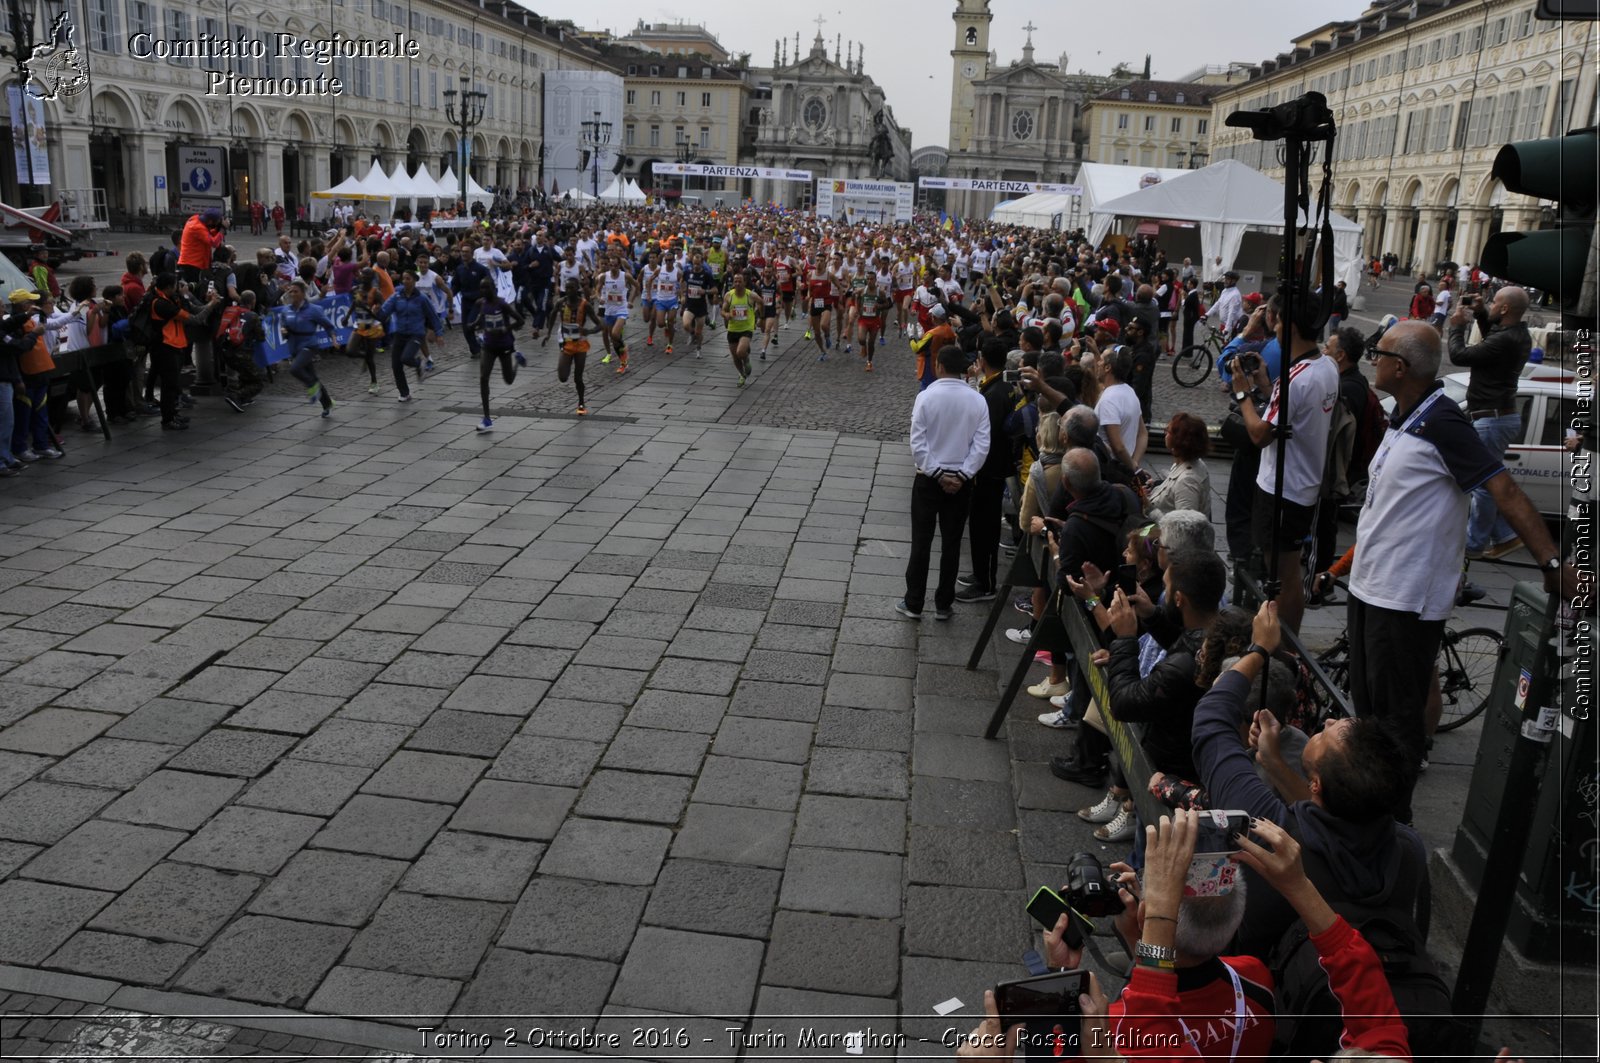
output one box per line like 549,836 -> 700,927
1094,806 -> 1136,842
1005,626 -> 1033,645
1078,790 -> 1119,823
1049,694 -> 1068,710
1037,709 -> 1072,729
1026,679 -> 1069,699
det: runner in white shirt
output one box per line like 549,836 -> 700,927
892,257 -> 917,336
597,251 -> 638,374
638,251 -> 660,342
653,258 -> 684,355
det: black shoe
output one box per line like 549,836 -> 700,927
1457,580 -> 1487,606
224,396 -> 244,413
956,573 -> 978,589
161,420 -> 189,431
954,584 -> 997,603
1050,756 -> 1107,787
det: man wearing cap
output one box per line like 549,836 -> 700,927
1203,271 -> 1246,337
178,208 -> 227,297
911,303 -> 956,391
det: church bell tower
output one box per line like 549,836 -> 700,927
950,0 -> 992,155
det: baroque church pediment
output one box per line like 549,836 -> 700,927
978,62 -> 1068,90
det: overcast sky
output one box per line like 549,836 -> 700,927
518,0 -> 1374,143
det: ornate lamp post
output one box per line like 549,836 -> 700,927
443,75 -> 486,212
580,111 -> 611,199
675,138 -> 694,204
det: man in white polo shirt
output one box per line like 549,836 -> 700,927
1352,320 -> 1578,820
899,345 -> 991,622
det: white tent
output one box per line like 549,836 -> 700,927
310,161 -> 394,217
597,176 -> 646,204
626,178 -> 646,201
387,162 -> 443,213
1077,163 -> 1191,240
991,191 -> 1076,230
1088,159 -> 1366,290
437,167 -> 493,209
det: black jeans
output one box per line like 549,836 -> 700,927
905,473 -> 973,613
968,474 -> 1006,592
1225,444 -> 1262,562
1347,594 -> 1440,822
391,334 -> 424,397
152,343 -> 185,423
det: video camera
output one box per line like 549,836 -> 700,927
1226,91 -> 1335,143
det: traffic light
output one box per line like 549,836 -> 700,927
1479,126 -> 1596,316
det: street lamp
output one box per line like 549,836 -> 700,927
1187,140 -> 1209,169
443,75 -> 486,213
675,139 -> 694,205
580,111 -> 612,199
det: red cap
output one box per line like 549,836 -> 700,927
1243,292 -> 1265,306
1094,318 -> 1120,335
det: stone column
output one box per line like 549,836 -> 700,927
261,142 -> 285,211
124,133 -> 169,215
1414,206 -> 1446,275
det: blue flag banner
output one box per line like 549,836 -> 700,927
256,294 -> 354,366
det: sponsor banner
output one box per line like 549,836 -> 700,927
919,176 -> 1083,196
656,162 -> 812,183
258,294 -> 353,366
5,87 -> 50,184
814,178 -> 914,224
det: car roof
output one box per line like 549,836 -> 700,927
1443,370 -> 1575,397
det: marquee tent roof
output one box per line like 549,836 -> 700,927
1088,159 -> 1365,288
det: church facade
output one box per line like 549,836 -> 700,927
945,0 -> 1133,220
745,29 -> 912,209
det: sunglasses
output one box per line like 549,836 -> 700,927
1366,345 -> 1410,367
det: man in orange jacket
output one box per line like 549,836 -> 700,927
178,207 -> 226,296
911,303 -> 957,391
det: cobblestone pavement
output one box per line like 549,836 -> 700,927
0,277 -> 1576,1060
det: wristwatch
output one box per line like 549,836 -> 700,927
1540,557 -> 1562,573
1246,643 -> 1272,664
1135,940 -> 1177,965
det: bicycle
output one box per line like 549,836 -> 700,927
1171,325 -> 1230,388
1311,621 -> 1502,733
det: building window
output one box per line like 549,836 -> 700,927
1428,104 -> 1452,152
1197,118 -> 1208,135
1494,89 -> 1520,142
674,125 -> 685,146
1470,95 -> 1497,147
676,91 -> 686,107
702,92 -> 712,108
649,124 -> 660,147
412,68 -> 420,106
1116,113 -> 1129,131
1467,25 -> 1483,52
1119,88 -> 1129,100
1514,9 -> 1534,38
1554,77 -> 1578,133
1448,32 -> 1462,57
626,89 -> 636,105
1143,115 -> 1155,132
87,0 -> 119,52
430,71 -> 438,108
699,127 -> 710,149
1170,116 -> 1182,134
1429,38 -> 1442,63
625,124 -> 635,146
1012,110 -> 1034,140
650,90 -> 661,106
804,97 -> 827,130
376,63 -> 385,101
1380,53 -> 1392,77
1518,84 -> 1547,139
678,66 -> 688,78
1175,92 -> 1185,104
1366,58 -> 1376,81
164,8 -> 190,65
1489,18 -> 1508,47
1454,100 -> 1472,149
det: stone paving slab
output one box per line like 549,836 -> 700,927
0,312 -> 1524,1060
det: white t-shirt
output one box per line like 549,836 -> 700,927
1096,383 -> 1144,458
1255,353 -> 1341,507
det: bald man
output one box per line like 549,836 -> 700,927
1447,284 -> 1532,559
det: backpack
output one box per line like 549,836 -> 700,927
150,245 -> 175,276
1268,826 -> 1457,1063
1348,386 -> 1387,485
127,289 -> 160,347
215,305 -> 247,348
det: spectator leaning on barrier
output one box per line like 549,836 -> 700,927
898,344 -> 991,622
1351,320 -> 1579,819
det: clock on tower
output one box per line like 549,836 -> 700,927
949,0 -> 992,156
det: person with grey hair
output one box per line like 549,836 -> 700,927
1350,319 -> 1577,817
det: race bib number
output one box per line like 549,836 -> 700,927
813,297 -> 826,309
732,305 -> 749,321
605,290 -> 625,309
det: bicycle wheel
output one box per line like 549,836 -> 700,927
1170,343 -> 1214,388
1435,627 -> 1503,732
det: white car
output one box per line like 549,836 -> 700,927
1440,366 -> 1578,518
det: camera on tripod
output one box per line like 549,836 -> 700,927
1226,91 -> 1335,143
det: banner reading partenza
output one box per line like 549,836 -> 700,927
656,162 -> 812,183
919,177 -> 1083,196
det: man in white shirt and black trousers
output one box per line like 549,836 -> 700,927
898,346 -> 991,621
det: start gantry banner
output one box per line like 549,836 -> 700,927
919,177 -> 1083,196
814,179 -> 915,224
655,163 -> 812,183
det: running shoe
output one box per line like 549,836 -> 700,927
666,344 -> 674,355
225,396 -> 244,413
600,352 -> 612,365
737,375 -> 746,388
477,417 -> 494,432
760,351 -> 767,361
576,404 -> 588,415
424,358 -> 435,372
647,336 -> 654,346
865,362 -> 873,372
514,352 -> 527,367
616,360 -> 628,375
823,332 -> 832,350
817,353 -> 827,363
397,394 -> 413,403
844,343 -> 854,354
804,330 -> 813,340
321,402 -> 334,419
367,382 -> 380,394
